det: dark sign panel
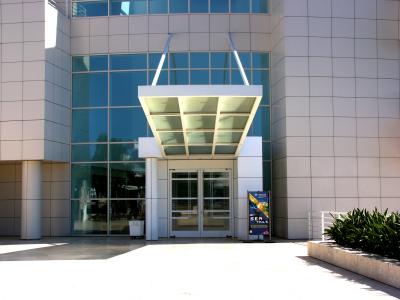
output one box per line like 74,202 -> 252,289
248,191 -> 270,236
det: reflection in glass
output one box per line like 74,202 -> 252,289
72,144 -> 107,162
72,73 -> 108,107
172,180 -> 198,198
110,71 -> 147,106
73,56 -> 108,72
263,161 -> 271,191
169,53 -> 189,68
252,0 -> 269,13
170,70 -> 189,85
72,1 -> 108,17
204,179 -> 229,197
110,0 -> 148,15
148,70 -> 168,85
169,0 -> 188,13
71,200 -> 108,234
72,109 -> 107,143
190,0 -> 208,12
110,200 -> 145,234
110,143 -> 139,161
172,215 -> 198,231
231,0 -> 249,12
252,52 -> 269,68
110,163 -> 146,198
190,70 -> 209,84
203,217 -> 229,231
110,108 -> 148,142
211,70 -> 230,84
149,0 -> 168,13
211,52 -> 230,68
71,163 -> 107,199
110,54 -> 147,70
190,52 -> 209,68
210,0 -> 229,12
231,69 -> 251,84
250,106 -> 270,140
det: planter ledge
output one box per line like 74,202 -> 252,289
308,241 -> 400,289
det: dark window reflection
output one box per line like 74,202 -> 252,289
72,109 -> 107,143
110,108 -> 148,142
110,143 -> 139,161
72,73 -> 108,107
71,163 -> 108,199
110,200 -> 145,234
110,163 -> 146,198
110,71 -> 147,106
72,144 -> 107,162
71,200 -> 108,234
72,1 -> 108,17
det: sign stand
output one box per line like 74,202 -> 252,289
247,191 -> 272,243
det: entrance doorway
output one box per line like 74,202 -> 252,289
169,170 -> 232,237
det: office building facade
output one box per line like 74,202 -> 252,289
0,0 -> 398,239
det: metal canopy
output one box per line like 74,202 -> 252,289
139,85 -> 262,159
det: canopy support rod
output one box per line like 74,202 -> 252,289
152,33 -> 173,86
227,33 -> 249,86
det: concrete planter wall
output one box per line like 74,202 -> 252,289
308,241 -> 400,289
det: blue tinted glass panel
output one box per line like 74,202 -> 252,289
73,73 -> 108,107
149,0 -> 168,13
231,0 -> 249,12
110,108 -> 147,142
252,70 -> 269,105
149,70 -> 168,85
211,70 -> 230,84
210,0 -> 229,12
250,106 -> 270,140
231,52 -> 251,69
169,53 -> 188,69
190,52 -> 209,68
72,144 -> 107,162
262,141 -> 271,160
170,0 -> 188,13
231,69 -> 250,84
170,70 -> 189,84
211,52 -> 230,68
110,163 -> 146,198
110,0 -> 147,15
252,0 -> 268,13
253,52 -> 269,68
71,164 -> 108,199
72,109 -> 108,143
110,54 -> 147,70
190,70 -> 209,84
90,55 -> 108,71
263,161 -> 271,191
72,56 -> 90,72
149,53 -> 168,69
72,1 -> 108,17
110,143 -> 140,161
110,71 -> 147,106
190,0 -> 208,12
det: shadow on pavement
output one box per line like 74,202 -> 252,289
297,255 -> 400,298
0,237 -> 146,261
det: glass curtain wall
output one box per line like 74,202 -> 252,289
71,51 -> 271,235
72,0 -> 269,17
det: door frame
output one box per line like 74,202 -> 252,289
168,168 -> 233,238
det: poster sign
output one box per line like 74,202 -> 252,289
248,191 -> 270,236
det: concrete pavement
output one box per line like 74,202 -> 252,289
0,238 -> 398,300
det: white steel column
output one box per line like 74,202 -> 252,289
21,161 -> 42,240
145,157 -> 159,240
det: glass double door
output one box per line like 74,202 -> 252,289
170,170 -> 232,237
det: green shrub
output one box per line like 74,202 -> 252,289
325,208 -> 400,260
